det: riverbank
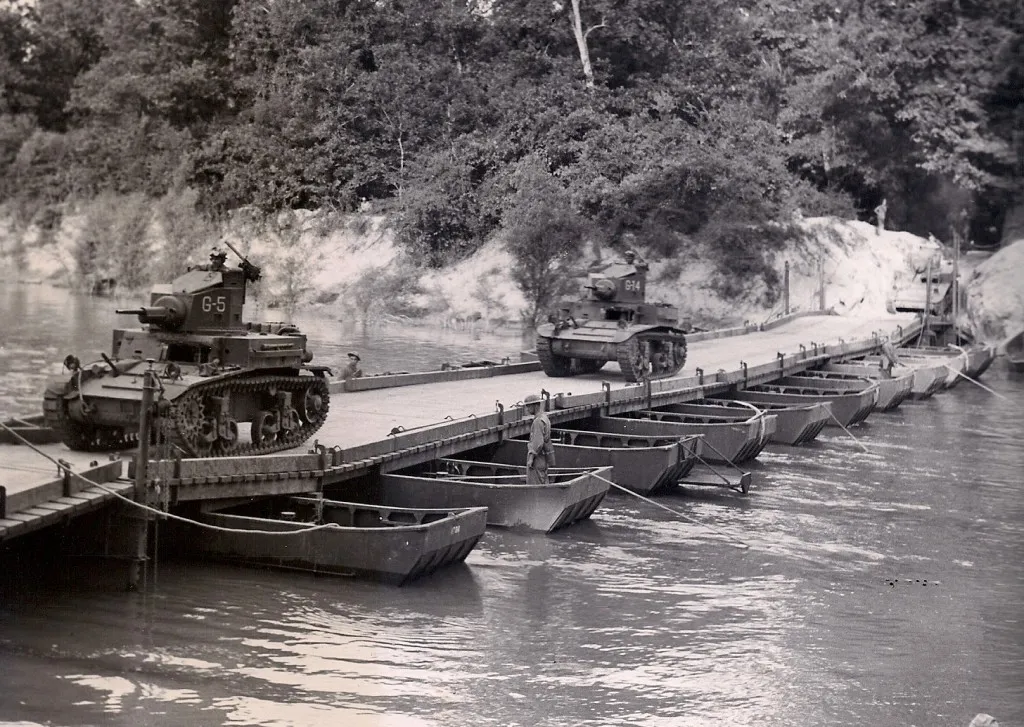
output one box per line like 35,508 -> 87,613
1,202 -> 1022,340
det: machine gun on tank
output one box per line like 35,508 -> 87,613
115,242 -> 261,333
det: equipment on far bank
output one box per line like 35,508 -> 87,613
886,255 -> 956,316
535,251 -> 689,382
43,244 -> 332,458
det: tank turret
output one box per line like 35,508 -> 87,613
535,250 -> 688,382
43,244 -> 332,458
115,298 -> 188,329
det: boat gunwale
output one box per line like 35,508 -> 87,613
204,498 -> 488,533
388,459 -> 614,490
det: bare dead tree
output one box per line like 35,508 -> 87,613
569,0 -> 605,89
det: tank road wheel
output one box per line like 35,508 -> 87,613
299,377 -> 330,426
251,410 -> 279,447
194,416 -> 218,456
536,334 -> 574,377
217,418 -> 240,454
646,337 -> 687,379
616,338 -> 650,383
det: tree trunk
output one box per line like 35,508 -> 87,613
569,0 -> 597,89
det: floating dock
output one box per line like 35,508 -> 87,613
1,312 -> 925,574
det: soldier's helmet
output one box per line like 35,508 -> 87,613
523,393 -> 542,406
623,250 -> 636,263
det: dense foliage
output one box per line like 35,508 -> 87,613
1,0 -> 1020,275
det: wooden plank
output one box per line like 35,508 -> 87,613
3,478 -> 65,516
0,518 -> 27,537
173,477 -> 322,502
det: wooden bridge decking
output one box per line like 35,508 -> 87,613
0,312 -> 919,540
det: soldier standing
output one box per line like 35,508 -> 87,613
874,198 -> 888,236
341,352 -> 363,381
879,335 -> 901,374
524,393 -> 555,484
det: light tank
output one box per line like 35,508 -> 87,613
534,251 -> 689,382
42,245 -> 331,457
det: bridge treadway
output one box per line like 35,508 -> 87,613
0,312 -> 915,493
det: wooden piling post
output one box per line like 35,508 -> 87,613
921,257 -> 933,346
784,260 -> 790,316
818,258 -> 826,312
128,366 -> 157,591
952,233 -> 960,342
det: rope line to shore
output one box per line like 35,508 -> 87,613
943,364 -> 1011,401
589,473 -> 750,549
690,436 -> 751,482
826,411 -> 870,453
0,421 -> 347,537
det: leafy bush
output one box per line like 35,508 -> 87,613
73,192 -> 152,291
503,160 -> 590,327
151,188 -> 218,281
345,260 -> 427,322
699,219 -> 806,307
394,144 -> 501,267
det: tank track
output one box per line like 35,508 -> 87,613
43,384 -> 143,452
165,372 -> 330,458
43,373 -> 330,458
616,334 -> 687,383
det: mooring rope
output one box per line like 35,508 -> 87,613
942,364 -> 1011,401
0,420 -> 345,537
826,410 -> 870,453
589,472 -> 750,549
690,435 -> 752,484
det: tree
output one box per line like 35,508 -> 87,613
503,158 -> 589,326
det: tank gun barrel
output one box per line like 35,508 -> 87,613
115,305 -> 183,327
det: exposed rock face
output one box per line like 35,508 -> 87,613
963,238 -> 1024,345
1002,197 -> 1024,246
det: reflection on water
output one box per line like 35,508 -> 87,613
1,283 -> 1022,726
0,283 -> 529,419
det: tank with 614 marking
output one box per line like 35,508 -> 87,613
43,246 -> 332,457
535,251 -> 689,382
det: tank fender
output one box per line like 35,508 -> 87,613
305,365 -> 334,377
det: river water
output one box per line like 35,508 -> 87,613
1,283 -> 1022,727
